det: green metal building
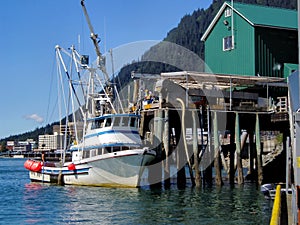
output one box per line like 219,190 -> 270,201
201,2 -> 298,78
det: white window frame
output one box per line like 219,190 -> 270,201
225,8 -> 232,17
223,36 -> 233,51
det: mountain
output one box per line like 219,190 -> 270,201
0,0 -> 297,150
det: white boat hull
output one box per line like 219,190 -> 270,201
28,149 -> 156,188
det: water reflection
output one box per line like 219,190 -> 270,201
0,159 -> 272,225
20,183 -> 272,224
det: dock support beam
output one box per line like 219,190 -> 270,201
235,112 -> 244,184
255,113 -> 263,185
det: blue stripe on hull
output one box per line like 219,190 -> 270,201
42,168 -> 90,175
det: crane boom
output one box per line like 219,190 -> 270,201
80,0 -> 110,83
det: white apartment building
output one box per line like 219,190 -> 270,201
38,133 -> 65,150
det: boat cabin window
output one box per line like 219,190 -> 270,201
113,117 -> 121,126
130,117 -> 137,128
105,117 -> 112,127
105,147 -> 111,153
112,146 -> 121,152
121,117 -> 129,126
83,151 -> 90,158
91,118 -> 105,129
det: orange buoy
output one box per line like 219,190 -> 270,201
68,163 -> 76,170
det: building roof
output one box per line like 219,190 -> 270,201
201,2 -> 297,41
161,71 -> 286,90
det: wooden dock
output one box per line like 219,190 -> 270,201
134,71 -> 289,188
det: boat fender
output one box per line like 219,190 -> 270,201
68,163 -> 76,171
24,159 -> 34,170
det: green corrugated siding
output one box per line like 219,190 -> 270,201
255,27 -> 298,78
284,63 -> 298,78
205,7 -> 255,76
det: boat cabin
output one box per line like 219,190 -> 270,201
73,114 -> 142,160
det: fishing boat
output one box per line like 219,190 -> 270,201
24,0 -> 156,188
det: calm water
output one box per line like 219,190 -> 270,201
0,158 -> 272,225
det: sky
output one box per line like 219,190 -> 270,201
0,0 -> 212,140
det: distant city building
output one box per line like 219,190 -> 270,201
6,141 -> 15,151
38,133 -> 65,151
6,139 -> 36,152
53,122 -> 84,139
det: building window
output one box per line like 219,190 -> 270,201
223,36 -> 233,51
225,8 -> 232,17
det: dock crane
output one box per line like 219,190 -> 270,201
80,0 -> 110,85
80,0 -> 125,112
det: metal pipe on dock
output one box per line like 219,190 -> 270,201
177,98 -> 195,187
270,185 -> 281,225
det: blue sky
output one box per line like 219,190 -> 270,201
0,0 -> 212,140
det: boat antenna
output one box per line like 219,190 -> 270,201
80,0 -> 111,85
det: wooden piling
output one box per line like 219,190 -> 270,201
255,113 -> 263,185
163,109 -> 171,188
219,118 -> 229,174
192,110 -> 201,187
148,109 -> 163,188
247,132 -> 255,181
177,138 -> 187,189
202,106 -> 212,187
213,111 -> 223,186
235,112 -> 244,184
228,113 -> 235,185
132,79 -> 139,103
176,98 -> 194,187
139,111 -> 145,137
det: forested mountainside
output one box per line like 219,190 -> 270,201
0,0 -> 297,147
